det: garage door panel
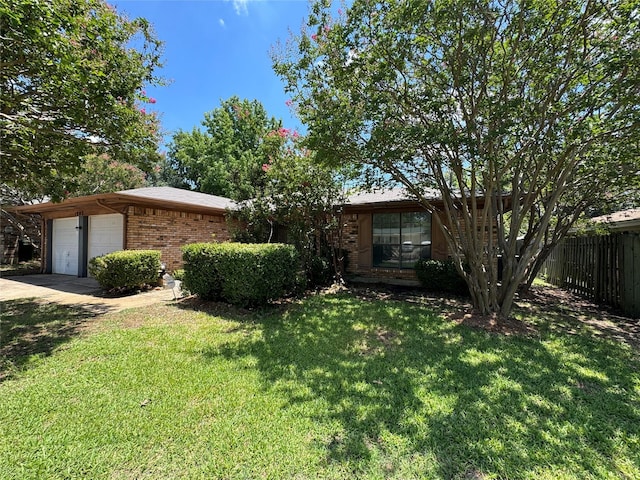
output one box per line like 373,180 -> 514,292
88,214 -> 123,261
52,217 -> 79,275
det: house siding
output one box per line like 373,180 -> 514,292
126,206 -> 231,272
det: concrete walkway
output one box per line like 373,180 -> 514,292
0,274 -> 183,314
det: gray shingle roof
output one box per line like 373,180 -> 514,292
345,187 -> 440,205
118,187 -> 237,211
589,208 -> 640,225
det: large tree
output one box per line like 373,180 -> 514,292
274,0 -> 640,317
1,0 -> 163,200
167,97 -> 283,201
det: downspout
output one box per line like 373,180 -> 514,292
96,199 -> 123,215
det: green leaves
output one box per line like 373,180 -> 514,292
167,97 -> 283,201
181,242 -> 301,306
1,0 -> 164,199
88,249 -> 161,290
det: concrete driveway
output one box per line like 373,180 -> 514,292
0,274 -> 182,314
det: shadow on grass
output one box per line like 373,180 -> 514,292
0,299 -> 95,382
200,292 -> 640,478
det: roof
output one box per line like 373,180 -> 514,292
588,208 -> 640,232
9,187 -> 237,216
343,188 -> 512,212
346,188 -> 440,206
116,187 -> 236,211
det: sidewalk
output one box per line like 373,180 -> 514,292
0,274 -> 182,315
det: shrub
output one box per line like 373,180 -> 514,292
172,269 -> 185,282
182,243 -> 302,306
88,250 -> 161,290
181,243 -> 223,300
414,258 -> 468,294
307,255 -> 333,288
304,248 -> 350,288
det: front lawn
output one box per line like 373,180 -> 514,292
1,292 -> 639,479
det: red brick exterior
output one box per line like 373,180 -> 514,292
125,206 -> 231,272
341,213 -> 360,274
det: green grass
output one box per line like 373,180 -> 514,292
1,293 -> 639,479
0,259 -> 41,276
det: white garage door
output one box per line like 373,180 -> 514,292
88,214 -> 124,262
52,217 -> 79,275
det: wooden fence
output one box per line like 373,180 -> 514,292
541,232 -> 640,318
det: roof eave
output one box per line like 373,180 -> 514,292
9,192 -> 234,216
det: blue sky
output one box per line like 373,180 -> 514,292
112,0 -> 312,148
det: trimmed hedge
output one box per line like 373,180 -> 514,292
182,242 -> 302,306
414,258 -> 468,294
88,250 -> 161,290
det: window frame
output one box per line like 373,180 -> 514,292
372,210 -> 432,269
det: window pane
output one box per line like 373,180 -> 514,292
373,211 -> 431,269
373,213 -> 400,246
401,212 -> 431,245
373,245 -> 401,268
373,213 -> 397,232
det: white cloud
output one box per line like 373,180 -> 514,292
219,18 -> 226,28
230,0 -> 248,16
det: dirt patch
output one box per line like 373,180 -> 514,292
518,285 -> 640,349
94,284 -> 158,298
375,327 -> 397,346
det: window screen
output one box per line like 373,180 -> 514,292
372,211 -> 431,268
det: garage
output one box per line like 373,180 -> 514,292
52,217 -> 79,275
49,214 -> 124,276
13,187 -> 235,275
88,214 -> 123,262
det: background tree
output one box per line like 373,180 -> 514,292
274,0 -> 640,317
68,154 -> 147,197
1,0 -> 163,200
167,96 -> 283,201
146,153 -> 192,190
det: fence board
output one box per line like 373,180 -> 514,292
542,232 -> 639,318
621,233 -> 640,318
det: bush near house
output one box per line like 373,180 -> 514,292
88,250 -> 161,290
182,243 -> 302,307
415,258 -> 468,294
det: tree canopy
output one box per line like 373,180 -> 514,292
274,0 -> 640,317
1,0 -> 163,200
167,97 -> 283,201
69,154 -> 147,197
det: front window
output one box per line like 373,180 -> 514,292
372,212 -> 431,269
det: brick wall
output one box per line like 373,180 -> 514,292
341,214 -> 360,274
125,206 -> 231,272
